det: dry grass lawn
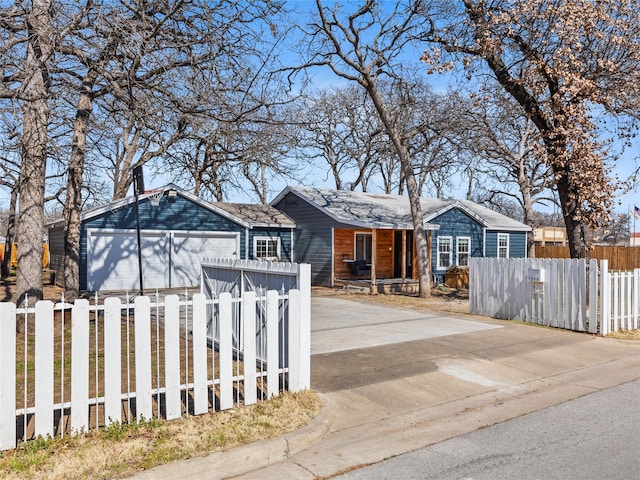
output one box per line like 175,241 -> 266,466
0,390 -> 321,480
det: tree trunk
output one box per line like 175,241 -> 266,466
556,172 -> 588,258
1,187 -> 18,279
366,82 -> 431,298
63,71 -> 97,301
16,0 -> 52,306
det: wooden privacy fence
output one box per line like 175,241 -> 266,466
0,290 -> 310,451
534,245 -> 640,271
469,257 -> 640,335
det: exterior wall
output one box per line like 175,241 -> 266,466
431,208 -> 484,277
374,230 -> 394,278
485,230 -> 527,259
79,195 -> 246,291
273,192 -> 342,286
248,227 -> 293,261
334,228 -> 357,279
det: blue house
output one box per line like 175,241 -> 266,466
48,185 -> 295,292
271,186 -> 530,289
422,199 -> 530,283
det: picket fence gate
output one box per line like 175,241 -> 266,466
469,257 -> 640,335
0,289 -> 310,451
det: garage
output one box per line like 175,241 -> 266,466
47,185 -> 295,292
86,229 -> 239,291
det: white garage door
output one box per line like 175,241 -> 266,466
87,229 -> 239,291
87,230 -> 167,291
171,232 -> 238,287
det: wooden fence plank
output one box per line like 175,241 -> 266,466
600,260 -> 610,335
0,302 -> 16,450
287,290 -> 301,392
631,268 -> 640,330
164,295 -> 181,420
219,293 -> 233,410
71,299 -> 90,434
34,301 -> 54,438
134,296 -> 152,422
589,260 -> 599,333
192,294 -> 208,415
266,290 -> 279,399
242,292 -> 257,406
534,245 -> 640,271
104,298 -> 122,426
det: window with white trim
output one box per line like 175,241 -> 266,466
497,233 -> 509,258
355,233 -> 372,261
437,236 -> 452,270
254,236 -> 280,260
457,237 -> 470,266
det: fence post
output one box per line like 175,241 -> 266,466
600,260 -> 610,335
298,264 -> 311,390
0,302 -> 16,450
71,299 -> 90,434
287,289 -> 301,392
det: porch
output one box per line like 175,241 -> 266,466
333,227 -> 425,293
334,277 -> 420,294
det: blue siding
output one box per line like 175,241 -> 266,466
431,208 -> 484,281
248,227 -> 293,261
485,231 -> 527,258
274,192 -> 342,286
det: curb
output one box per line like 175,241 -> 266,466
131,395 -> 333,480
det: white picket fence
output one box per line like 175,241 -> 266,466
0,289 -> 310,451
469,257 -> 640,334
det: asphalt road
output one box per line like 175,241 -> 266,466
334,379 -> 640,480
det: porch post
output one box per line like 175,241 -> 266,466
401,230 -> 407,279
427,229 -> 432,281
370,229 -> 377,294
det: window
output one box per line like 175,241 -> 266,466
437,236 -> 452,270
254,237 -> 280,259
457,237 -> 470,266
498,233 -> 509,258
355,233 -> 372,261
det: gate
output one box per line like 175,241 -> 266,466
200,258 -> 311,367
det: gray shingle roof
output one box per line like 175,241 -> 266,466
212,203 -> 295,228
274,186 -> 530,231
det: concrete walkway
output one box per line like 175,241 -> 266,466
130,297 -> 640,480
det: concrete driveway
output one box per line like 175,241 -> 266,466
311,296 -> 501,355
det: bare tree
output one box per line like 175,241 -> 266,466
54,0 -> 288,299
455,87 -> 555,255
423,0 -> 640,257
300,0 -> 436,297
295,85 -> 385,191
0,1 -> 58,304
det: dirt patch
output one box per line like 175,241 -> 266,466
312,284 -> 470,315
0,271 -> 63,304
